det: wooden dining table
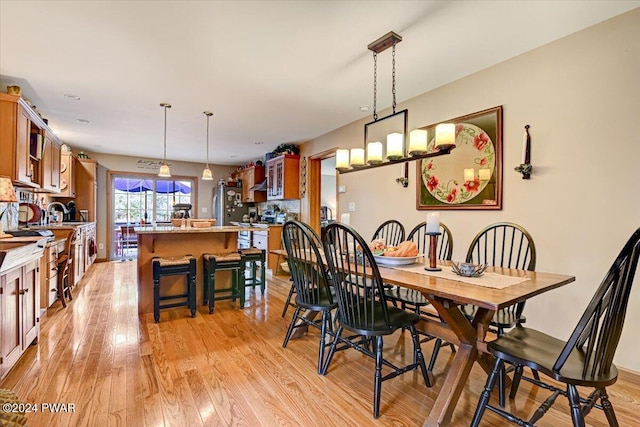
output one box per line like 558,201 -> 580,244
272,249 -> 575,426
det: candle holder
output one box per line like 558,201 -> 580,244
515,124 -> 532,179
424,232 -> 442,271
395,161 -> 409,187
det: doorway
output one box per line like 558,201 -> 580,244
307,151 -> 338,235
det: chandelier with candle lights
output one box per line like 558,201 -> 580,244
336,31 -> 456,174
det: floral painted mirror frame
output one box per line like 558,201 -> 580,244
416,106 -> 502,210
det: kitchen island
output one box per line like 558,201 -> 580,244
135,225 -> 254,314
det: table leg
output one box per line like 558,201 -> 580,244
422,297 -> 494,426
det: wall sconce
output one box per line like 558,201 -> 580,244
514,124 -> 532,179
336,31 -> 455,174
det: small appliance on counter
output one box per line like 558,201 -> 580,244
172,203 -> 192,219
261,209 -> 277,224
65,200 -> 77,222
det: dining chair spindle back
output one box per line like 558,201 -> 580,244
471,227 -> 640,427
322,222 -> 432,418
281,221 -> 337,374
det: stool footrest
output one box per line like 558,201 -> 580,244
159,293 -> 189,301
159,301 -> 192,310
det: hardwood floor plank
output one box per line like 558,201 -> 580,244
1,262 -> 639,427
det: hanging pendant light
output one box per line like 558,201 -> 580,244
158,102 -> 172,177
202,111 -> 213,180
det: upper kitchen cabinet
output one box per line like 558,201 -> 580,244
39,132 -> 61,193
75,158 -> 97,221
57,151 -> 76,198
267,154 -> 299,200
241,165 -> 266,203
0,93 -> 62,192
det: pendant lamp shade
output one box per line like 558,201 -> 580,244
158,103 -> 172,177
202,111 -> 214,180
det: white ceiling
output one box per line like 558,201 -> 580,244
1,1 -> 637,166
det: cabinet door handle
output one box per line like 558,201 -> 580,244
19,289 -> 27,295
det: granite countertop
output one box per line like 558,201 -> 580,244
28,221 -> 96,230
0,237 -> 48,273
135,225 -> 255,235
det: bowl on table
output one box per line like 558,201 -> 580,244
451,261 -> 487,277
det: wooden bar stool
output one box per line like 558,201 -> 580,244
239,248 -> 266,294
152,255 -> 196,323
203,252 -> 245,313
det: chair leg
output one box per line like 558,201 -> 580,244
373,335 -> 384,419
282,307 -> 301,349
189,261 -> 196,318
509,364 -> 524,399
410,325 -> 432,388
57,273 -> 67,308
260,254 -> 266,294
317,310 -> 330,374
428,338 -> 443,373
599,388 -> 619,427
153,278 -> 160,323
281,280 -> 295,317
567,384 -> 586,427
209,269 -> 216,314
238,267 -> 246,308
321,325 -> 342,375
498,364 -> 506,408
471,357 -> 504,427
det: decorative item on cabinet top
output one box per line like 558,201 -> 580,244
300,157 -> 307,198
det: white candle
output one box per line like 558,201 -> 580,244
426,212 -> 440,234
340,213 -> 350,225
522,131 -> 527,164
479,168 -> 491,181
336,149 -> 350,169
350,148 -> 365,167
435,123 -> 455,148
408,129 -> 427,154
386,132 -> 403,159
464,168 -> 475,182
366,141 -> 382,164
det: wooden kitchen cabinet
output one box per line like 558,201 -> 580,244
75,158 -> 97,221
0,259 -> 41,380
266,154 -> 299,200
40,239 -> 65,310
0,93 -> 41,188
58,151 -> 76,198
240,165 -> 266,203
39,132 -> 62,193
0,93 -> 63,192
252,225 -> 283,272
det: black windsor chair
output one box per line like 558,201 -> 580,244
281,221 -> 337,374
372,219 -> 405,247
321,222 -> 432,419
471,227 -> 640,427
383,222 -> 456,375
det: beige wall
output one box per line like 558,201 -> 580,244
299,9 -> 640,371
87,152 -> 237,259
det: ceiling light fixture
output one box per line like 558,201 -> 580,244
202,111 -> 213,180
64,94 -> 81,100
158,103 -> 172,177
76,118 -> 90,124
336,31 -> 455,174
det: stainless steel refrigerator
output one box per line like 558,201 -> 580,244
213,180 -> 249,226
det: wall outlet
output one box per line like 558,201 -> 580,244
202,207 -> 208,213
98,243 -> 104,250
348,202 -> 356,212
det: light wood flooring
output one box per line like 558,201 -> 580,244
2,261 -> 639,426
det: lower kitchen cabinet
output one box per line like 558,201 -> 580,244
252,225 -> 283,272
1,259 -> 41,380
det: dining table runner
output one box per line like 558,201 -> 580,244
384,262 -> 529,289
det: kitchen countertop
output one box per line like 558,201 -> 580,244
25,221 -> 96,230
135,225 -> 255,235
0,237 -> 48,274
